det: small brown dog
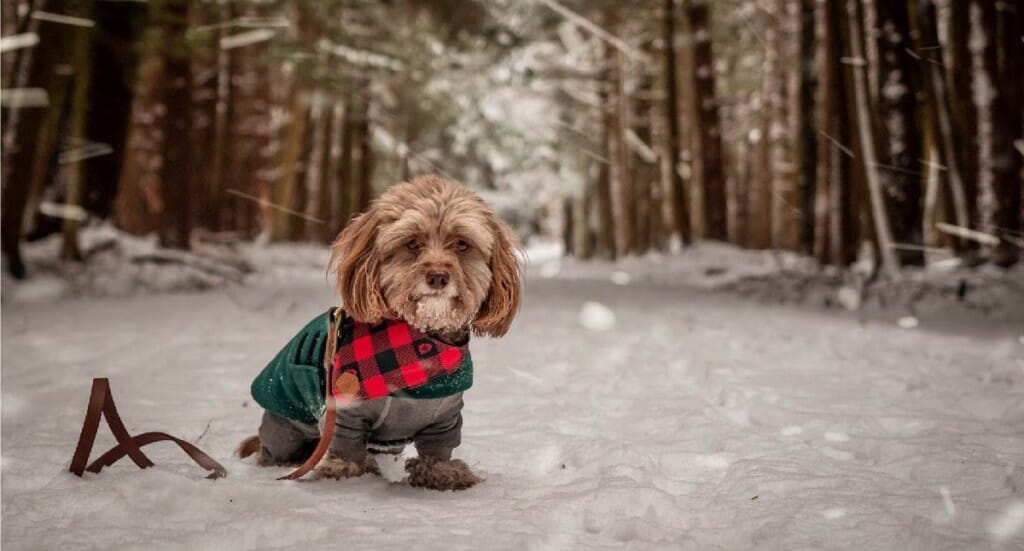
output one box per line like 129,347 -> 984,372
239,175 -> 522,490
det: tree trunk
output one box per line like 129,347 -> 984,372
188,1 -> 216,233
273,87 -> 310,240
844,0 -> 899,276
562,196 -> 576,257
61,16 -> 95,261
304,95 -> 329,240
947,0 -> 978,228
319,102 -> 343,240
646,92 -> 667,252
206,1 -> 233,231
983,0 -> 1023,266
753,0 -> 779,250
796,0 -> 818,254
815,0 -> 857,266
82,2 -> 145,223
912,0 -> 969,248
632,61 -> 656,254
612,30 -> 635,256
686,0 -> 727,241
595,13 -> 618,260
663,0 -> 691,245
874,0 -> 924,265
576,154 -> 595,259
157,0 -> 193,249
114,52 -> 164,236
328,101 -> 347,237
355,90 -> 374,214
337,101 -> 356,227
772,0 -> 801,251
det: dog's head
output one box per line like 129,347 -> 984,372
329,175 -> 522,337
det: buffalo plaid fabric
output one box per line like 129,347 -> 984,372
331,316 -> 467,403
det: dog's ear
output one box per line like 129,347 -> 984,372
472,218 -> 523,338
329,208 -> 390,324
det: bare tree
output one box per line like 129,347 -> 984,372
874,0 -> 924,265
663,0 -> 691,244
814,0 -> 857,266
156,0 -> 193,249
686,0 -> 727,241
980,0 -> 1022,267
912,0 -> 970,247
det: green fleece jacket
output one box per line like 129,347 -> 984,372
250,310 -> 473,426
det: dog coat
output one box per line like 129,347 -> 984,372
250,309 -> 473,426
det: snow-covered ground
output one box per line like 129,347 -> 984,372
3,247 -> 1024,549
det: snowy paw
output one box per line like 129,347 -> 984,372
315,454 -> 368,479
405,456 -> 482,491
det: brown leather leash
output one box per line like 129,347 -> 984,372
277,307 -> 343,480
69,378 -> 227,479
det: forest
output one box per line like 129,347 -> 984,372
4,2 -> 1024,548
1,0 -> 1022,277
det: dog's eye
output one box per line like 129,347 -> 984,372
455,239 -> 470,252
406,240 -> 421,252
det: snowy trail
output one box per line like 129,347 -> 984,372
3,273 -> 1023,549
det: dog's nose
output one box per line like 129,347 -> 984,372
425,270 -> 450,290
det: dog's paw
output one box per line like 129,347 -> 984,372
405,456 -> 482,491
315,454 -> 367,479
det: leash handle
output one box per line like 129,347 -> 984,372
70,378 -> 227,479
278,307 -> 343,480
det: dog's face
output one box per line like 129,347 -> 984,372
329,175 -> 522,337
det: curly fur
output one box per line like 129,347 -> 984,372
315,453 -> 379,479
405,456 -> 482,491
329,175 -> 522,336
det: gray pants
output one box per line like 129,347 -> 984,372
258,394 -> 464,465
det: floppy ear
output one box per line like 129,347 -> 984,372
329,209 -> 391,324
472,219 -> 523,338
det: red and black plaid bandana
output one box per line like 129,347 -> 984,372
330,316 -> 467,404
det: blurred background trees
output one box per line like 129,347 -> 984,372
1,0 -> 1021,279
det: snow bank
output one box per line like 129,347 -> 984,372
1,225 -> 332,303
526,239 -> 1024,318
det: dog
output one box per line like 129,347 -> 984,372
238,175 -> 522,490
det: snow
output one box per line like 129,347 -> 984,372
219,29 -> 276,50
898,315 -> 920,329
3,243 -> 1024,549
0,88 -> 49,109
577,301 -> 616,332
0,33 -> 38,53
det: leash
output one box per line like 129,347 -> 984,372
277,306 -> 343,480
69,378 -> 227,479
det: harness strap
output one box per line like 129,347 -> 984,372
278,306 -> 343,481
69,378 -> 226,479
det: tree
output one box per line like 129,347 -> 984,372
611,18 -> 635,255
685,0 -> 726,241
947,0 -> 978,231
795,0 -> 818,254
912,0 -> 969,248
981,0 -> 1022,267
61,2 -> 95,261
844,0 -> 899,276
814,0 -> 857,266
155,0 -> 193,249
663,0 -> 691,244
874,0 -> 924,265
